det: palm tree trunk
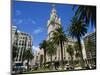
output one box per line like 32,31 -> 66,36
50,55 -> 53,69
44,50 -> 46,67
77,37 -> 83,59
60,40 -> 64,68
51,55 -> 52,64
77,36 -> 84,67
27,59 -> 29,71
71,56 -> 73,68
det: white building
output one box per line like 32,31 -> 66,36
46,5 -> 76,63
12,26 -> 17,45
12,26 -> 33,62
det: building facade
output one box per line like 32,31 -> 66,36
83,32 -> 96,66
12,26 -> 33,62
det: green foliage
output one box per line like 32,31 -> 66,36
47,41 -> 57,63
23,49 -> 33,61
68,17 -> 87,39
74,6 -> 96,28
66,45 -> 74,57
50,27 -> 68,67
23,48 -> 33,71
39,40 -> 48,66
74,42 -> 81,58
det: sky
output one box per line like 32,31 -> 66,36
12,1 -> 94,53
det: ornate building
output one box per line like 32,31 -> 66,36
47,5 -> 61,40
46,5 -> 76,64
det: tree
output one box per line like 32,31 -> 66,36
23,49 -> 34,71
66,45 -> 74,66
74,6 -> 96,28
50,27 -> 68,68
39,40 -> 48,66
68,17 -> 87,67
40,55 -> 43,67
47,41 -> 57,68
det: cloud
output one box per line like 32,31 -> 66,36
32,45 -> 40,53
13,19 -> 23,25
16,10 -> 21,15
13,18 -> 36,26
17,19 -> 23,24
33,28 -> 43,35
31,20 -> 36,25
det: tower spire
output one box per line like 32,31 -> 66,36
51,3 -> 56,14
52,4 -> 55,8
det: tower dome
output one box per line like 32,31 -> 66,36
47,4 -> 61,40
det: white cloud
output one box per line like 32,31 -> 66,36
17,19 -> 23,24
16,10 -> 21,15
33,28 -> 43,35
31,20 -> 36,25
13,19 -> 23,25
32,45 -> 40,53
13,18 -> 36,26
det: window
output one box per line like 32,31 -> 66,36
55,57 -> 56,60
64,57 -> 66,59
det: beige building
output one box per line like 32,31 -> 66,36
46,5 -> 76,63
12,26 -> 33,62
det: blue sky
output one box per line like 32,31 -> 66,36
12,1 -> 94,53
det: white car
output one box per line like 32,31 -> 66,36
74,66 -> 82,70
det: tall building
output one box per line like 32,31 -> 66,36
12,26 -> 33,62
83,32 -> 96,65
46,5 -> 76,63
12,26 -> 17,45
47,5 -> 61,40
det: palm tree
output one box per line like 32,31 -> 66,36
39,40 -> 48,66
66,45 -> 74,66
40,55 -> 43,67
47,41 -> 57,68
68,17 -> 87,67
50,27 -> 68,68
23,49 -> 34,71
74,6 -> 96,28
